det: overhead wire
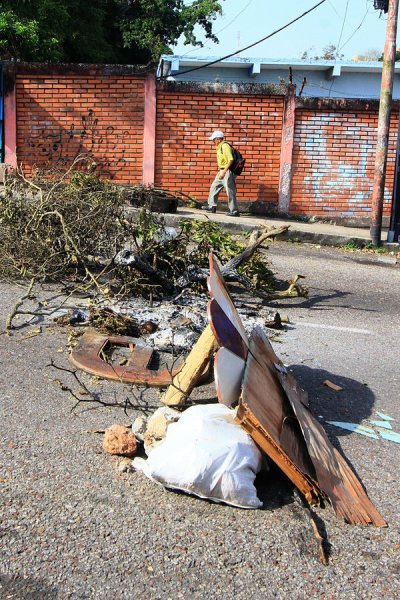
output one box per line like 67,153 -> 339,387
291,74 -> 385,99
168,0 -> 384,100
328,0 -> 349,96
327,0 -> 342,18
214,0 -> 256,36
161,0 -> 328,78
334,0 -> 349,55
177,0 -> 256,59
338,4 -> 375,53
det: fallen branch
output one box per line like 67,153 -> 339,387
5,277 -> 36,333
114,250 -> 174,293
49,359 -> 154,415
266,275 -> 308,300
174,225 -> 307,300
222,225 -> 289,273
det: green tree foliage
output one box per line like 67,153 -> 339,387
378,49 -> 400,62
0,0 -> 223,64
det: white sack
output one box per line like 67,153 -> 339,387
132,404 -> 263,509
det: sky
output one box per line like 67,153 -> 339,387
173,0 -> 394,61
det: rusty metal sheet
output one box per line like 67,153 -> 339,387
69,328 -> 180,386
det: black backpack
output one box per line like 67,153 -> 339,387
221,142 -> 246,176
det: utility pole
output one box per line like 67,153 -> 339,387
370,0 -> 399,246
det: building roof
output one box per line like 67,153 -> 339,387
159,55 -> 397,76
158,55 -> 400,100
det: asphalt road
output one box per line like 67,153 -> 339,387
1,243 -> 399,599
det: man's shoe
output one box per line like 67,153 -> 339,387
201,205 -> 216,213
226,210 -> 240,217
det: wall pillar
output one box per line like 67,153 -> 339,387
278,84 -> 296,214
3,64 -> 17,168
142,72 -> 157,186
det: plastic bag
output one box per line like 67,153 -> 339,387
132,404 -> 262,509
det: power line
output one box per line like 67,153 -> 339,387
338,6 -> 373,53
177,0 -> 256,59
214,0 -> 256,36
327,0 -> 342,18
162,0 -> 328,79
335,0 -> 349,56
292,75 -> 386,99
328,0 -> 349,96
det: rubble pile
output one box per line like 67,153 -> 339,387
69,253 -> 386,560
3,168 -> 388,567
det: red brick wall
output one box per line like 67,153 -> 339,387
16,74 -> 145,182
155,91 -> 284,206
12,71 -> 400,221
291,109 -> 398,217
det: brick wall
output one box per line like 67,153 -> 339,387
291,108 -> 398,217
16,74 -> 145,182
7,66 -> 400,222
155,90 -> 284,206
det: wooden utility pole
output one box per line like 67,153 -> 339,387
370,0 -> 400,246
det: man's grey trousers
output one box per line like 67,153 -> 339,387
207,170 -> 239,212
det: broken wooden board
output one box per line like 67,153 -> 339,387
161,324 -> 217,406
237,328 -> 320,506
206,252 -> 387,527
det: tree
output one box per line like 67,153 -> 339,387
378,48 -> 400,61
319,44 -> 344,60
0,0 -> 223,64
352,48 -> 382,62
300,44 -> 344,61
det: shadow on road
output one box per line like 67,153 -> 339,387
289,365 -> 375,428
0,573 -> 58,599
269,283 -> 379,313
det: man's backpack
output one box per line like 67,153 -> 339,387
221,142 -> 246,176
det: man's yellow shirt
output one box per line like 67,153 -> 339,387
216,141 -> 234,169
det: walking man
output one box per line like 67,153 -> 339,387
202,131 -> 240,217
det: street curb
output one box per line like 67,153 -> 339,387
124,207 -> 399,264
161,211 -> 397,249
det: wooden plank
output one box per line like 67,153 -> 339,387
161,324 -> 217,406
236,404 -> 320,506
250,327 -> 387,527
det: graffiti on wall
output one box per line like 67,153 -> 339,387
26,110 -> 130,177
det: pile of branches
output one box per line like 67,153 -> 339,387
112,209 -> 282,299
0,163 -> 306,308
0,162 -> 127,289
